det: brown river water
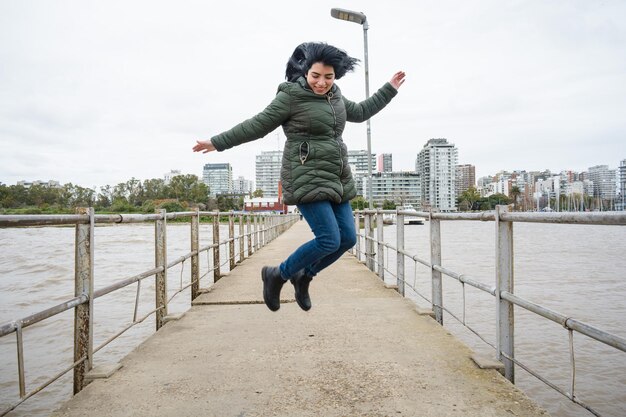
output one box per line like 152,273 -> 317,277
1,221 -> 625,416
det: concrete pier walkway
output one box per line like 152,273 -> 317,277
52,220 -> 548,417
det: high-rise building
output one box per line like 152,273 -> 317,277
376,153 -> 393,173
348,149 -> 376,196
565,181 -> 594,197
202,163 -> 233,196
416,138 -> 458,212
233,176 -> 254,195
588,165 -> 616,201
494,172 -> 512,196
559,170 -> 579,184
455,164 -> 475,196
476,176 -> 493,197
477,176 -> 492,187
364,171 -> 421,207
255,150 -> 283,198
617,159 -> 626,211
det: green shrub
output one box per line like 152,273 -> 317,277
111,199 -> 135,213
158,201 -> 185,213
141,200 -> 156,213
22,208 -> 42,214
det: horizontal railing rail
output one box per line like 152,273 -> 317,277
0,295 -> 90,338
353,207 -> 625,417
0,209 -> 299,416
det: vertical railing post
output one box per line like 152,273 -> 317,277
396,210 -> 405,296
364,212 -> 373,270
273,215 -> 277,241
73,207 -> 94,394
262,215 -> 267,246
155,209 -> 168,330
496,205 -> 515,382
430,210 -> 443,324
257,214 -> 265,249
253,215 -> 259,251
377,210 -> 384,280
267,215 -> 273,242
272,215 -> 276,238
238,213 -> 245,263
228,211 -> 235,271
16,322 -> 25,397
349,211 -> 355,255
368,212 -> 376,272
247,215 -> 253,256
191,208 -> 200,300
354,211 -> 361,261
213,212 -> 221,282
274,214 -> 282,239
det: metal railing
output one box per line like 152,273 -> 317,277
353,206 -> 626,417
0,209 -> 298,416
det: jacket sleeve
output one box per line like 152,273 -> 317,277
343,82 -> 398,123
211,90 -> 292,151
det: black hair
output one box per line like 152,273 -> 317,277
285,42 -> 359,82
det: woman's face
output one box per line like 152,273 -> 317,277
306,62 -> 335,95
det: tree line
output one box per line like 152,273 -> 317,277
0,175 -> 245,214
456,187 -> 512,211
0,179 -> 536,215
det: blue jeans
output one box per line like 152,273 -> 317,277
279,200 -> 356,280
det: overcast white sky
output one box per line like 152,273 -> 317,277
1,0 -> 625,189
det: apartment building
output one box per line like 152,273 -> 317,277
202,163 -> 233,196
233,176 -> 254,195
255,150 -> 283,198
588,165 -> 616,200
363,171 -> 421,207
455,164 -> 475,196
377,153 -> 393,173
617,160 -> 626,211
348,149 -> 376,196
416,138 -> 458,212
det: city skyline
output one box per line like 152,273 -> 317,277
1,1 -> 625,188
6,151 -> 624,192
207,151 -> 624,191
7,155 -> 624,213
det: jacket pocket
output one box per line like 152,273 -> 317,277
299,141 -> 310,165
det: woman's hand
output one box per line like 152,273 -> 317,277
193,139 -> 216,154
389,71 -> 406,90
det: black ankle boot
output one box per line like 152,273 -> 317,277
261,266 -> 286,311
290,271 -> 313,311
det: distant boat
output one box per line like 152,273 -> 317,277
383,204 -> 425,225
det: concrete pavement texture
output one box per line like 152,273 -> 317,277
52,220 -> 548,417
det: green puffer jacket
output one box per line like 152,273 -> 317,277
211,76 -> 398,205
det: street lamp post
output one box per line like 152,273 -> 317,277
330,8 -> 373,209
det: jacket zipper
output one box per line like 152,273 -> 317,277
326,92 -> 344,195
299,141 -> 309,165
326,92 -> 337,136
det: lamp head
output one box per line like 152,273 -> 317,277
330,8 -> 367,25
